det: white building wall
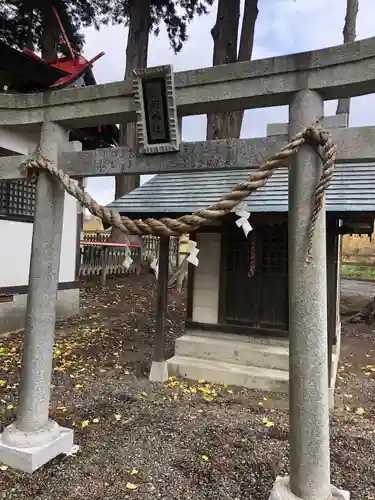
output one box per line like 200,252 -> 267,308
0,125 -> 79,333
192,232 -> 221,324
0,125 -> 40,154
0,193 -> 77,287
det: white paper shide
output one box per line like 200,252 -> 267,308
150,257 -> 159,279
187,240 -> 199,267
231,201 -> 253,237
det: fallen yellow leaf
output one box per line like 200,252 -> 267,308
130,468 -> 138,476
6,404 -> 14,410
0,380 -> 5,387
125,482 -> 138,490
201,455 -> 209,461
198,378 -> 205,384
227,389 -> 233,394
203,394 -> 213,402
262,418 -> 274,428
81,420 -> 90,428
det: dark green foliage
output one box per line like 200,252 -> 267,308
0,0 -> 111,53
0,0 -> 214,56
109,0 -> 215,53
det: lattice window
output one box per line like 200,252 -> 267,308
260,225 -> 288,274
227,231 -> 249,274
0,180 -> 36,221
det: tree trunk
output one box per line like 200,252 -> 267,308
206,0 -> 240,140
41,7 -> 59,62
110,0 -> 150,243
337,0 -> 361,319
207,0 -> 259,140
114,0 -> 151,200
336,0 -> 359,116
26,11 -> 35,50
231,0 -> 259,138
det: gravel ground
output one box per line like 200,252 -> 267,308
0,275 -> 375,500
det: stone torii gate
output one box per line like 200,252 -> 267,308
1,37 -> 375,500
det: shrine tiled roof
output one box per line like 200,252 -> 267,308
107,162 -> 375,215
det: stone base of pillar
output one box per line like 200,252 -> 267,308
149,360 -> 169,382
269,476 -> 350,500
0,421 -> 73,474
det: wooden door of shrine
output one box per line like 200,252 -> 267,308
225,219 -> 289,335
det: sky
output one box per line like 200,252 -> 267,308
81,0 -> 375,206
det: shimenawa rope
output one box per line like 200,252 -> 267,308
19,125 -> 337,261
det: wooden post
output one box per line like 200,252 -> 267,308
326,219 -> 339,394
101,246 -> 109,286
0,122 -> 74,473
149,235 -> 170,382
175,116 -> 183,291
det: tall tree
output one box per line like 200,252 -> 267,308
112,0 -> 152,199
110,0 -> 214,200
207,0 -> 259,140
336,0 -> 359,116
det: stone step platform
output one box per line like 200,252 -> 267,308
168,355 -> 289,393
186,330 -> 289,347
175,334 -> 289,371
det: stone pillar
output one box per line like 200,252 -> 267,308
270,91 -> 350,500
289,90 -> 331,499
149,236 -> 170,382
0,122 -> 74,473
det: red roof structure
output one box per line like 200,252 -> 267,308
0,7 -> 118,149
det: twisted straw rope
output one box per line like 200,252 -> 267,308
19,125 -> 337,260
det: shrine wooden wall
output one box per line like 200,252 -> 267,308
186,214 -> 340,347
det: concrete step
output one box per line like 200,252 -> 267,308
175,334 -> 289,371
187,329 -> 289,347
168,355 -> 289,393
